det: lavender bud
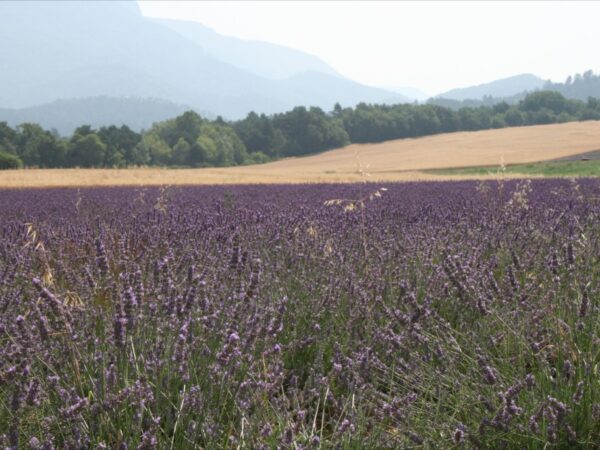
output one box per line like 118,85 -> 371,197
563,360 -> 574,380
228,332 -> 240,344
528,414 -> 539,434
453,426 -> 465,444
260,423 -> 272,437
28,437 -> 41,449
482,366 -> 497,385
95,238 -> 109,276
525,373 -> 535,388
572,381 -> 584,404
579,288 -> 589,317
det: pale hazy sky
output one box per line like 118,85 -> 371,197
138,1 -> 600,96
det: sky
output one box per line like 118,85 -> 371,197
137,1 -> 600,96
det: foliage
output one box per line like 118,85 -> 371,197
97,125 -> 143,167
428,70 -> 600,111
0,150 -> 22,169
3,87 -> 600,169
545,70 -> 600,102
68,133 -> 108,168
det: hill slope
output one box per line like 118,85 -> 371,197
436,74 -> 545,101
543,70 -> 600,101
243,120 -> 600,176
0,97 -> 196,135
153,18 -> 340,80
2,121 -> 599,187
0,1 -> 405,119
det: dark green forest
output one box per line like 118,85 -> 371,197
2,89 -> 600,170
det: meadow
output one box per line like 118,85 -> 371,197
428,159 -> 600,178
1,179 -> 599,448
1,121 -> 600,187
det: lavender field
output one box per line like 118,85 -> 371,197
1,180 -> 599,449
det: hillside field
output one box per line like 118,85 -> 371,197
1,121 -> 600,188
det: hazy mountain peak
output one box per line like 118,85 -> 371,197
436,73 -> 546,101
385,86 -> 429,101
0,0 -> 410,128
152,17 -> 340,80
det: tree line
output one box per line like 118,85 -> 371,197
2,90 -> 600,170
544,70 -> 600,102
427,70 -> 600,111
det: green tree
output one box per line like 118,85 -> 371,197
0,151 -> 23,169
491,115 -> 506,129
504,108 -> 524,126
39,139 -> 67,168
0,122 -> 18,155
169,111 -> 204,146
411,105 -> 441,136
68,133 -> 107,167
245,151 -> 270,164
199,124 -> 248,166
97,125 -> 142,166
16,123 -> 65,167
458,108 -> 482,131
234,112 -> 286,158
137,133 -> 171,166
191,135 -> 218,166
273,106 -> 349,156
520,91 -> 569,115
73,125 -> 94,136
172,137 -> 192,166
129,142 -> 150,166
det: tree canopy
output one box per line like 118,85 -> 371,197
2,88 -> 600,170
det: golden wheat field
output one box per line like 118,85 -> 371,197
1,121 -> 599,188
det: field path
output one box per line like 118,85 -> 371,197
1,121 -> 600,187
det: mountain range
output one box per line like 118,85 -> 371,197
435,74 -> 546,101
0,1 -> 598,135
0,1 -> 407,129
0,97 -> 198,135
153,18 -> 340,81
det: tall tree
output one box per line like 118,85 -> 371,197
68,133 -> 107,167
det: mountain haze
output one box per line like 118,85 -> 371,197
0,97 -> 196,135
0,1 -> 407,125
386,87 -> 429,101
154,18 -> 340,80
543,70 -> 600,102
436,74 -> 545,101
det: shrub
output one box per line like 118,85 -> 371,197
0,150 -> 23,169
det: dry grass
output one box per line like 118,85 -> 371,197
1,121 -> 599,188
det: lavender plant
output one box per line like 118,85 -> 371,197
0,180 -> 599,448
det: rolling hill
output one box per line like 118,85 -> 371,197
2,121 -> 599,187
435,74 -> 545,101
239,120 -> 600,177
0,97 -> 196,135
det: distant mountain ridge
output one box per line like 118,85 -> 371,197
428,71 -> 600,110
435,74 -> 546,101
543,70 -> 600,101
0,97 -> 198,135
154,18 -> 341,80
2,1 -> 598,134
0,0 -> 407,124
386,86 -> 429,101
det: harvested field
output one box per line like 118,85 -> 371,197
1,121 -> 599,188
